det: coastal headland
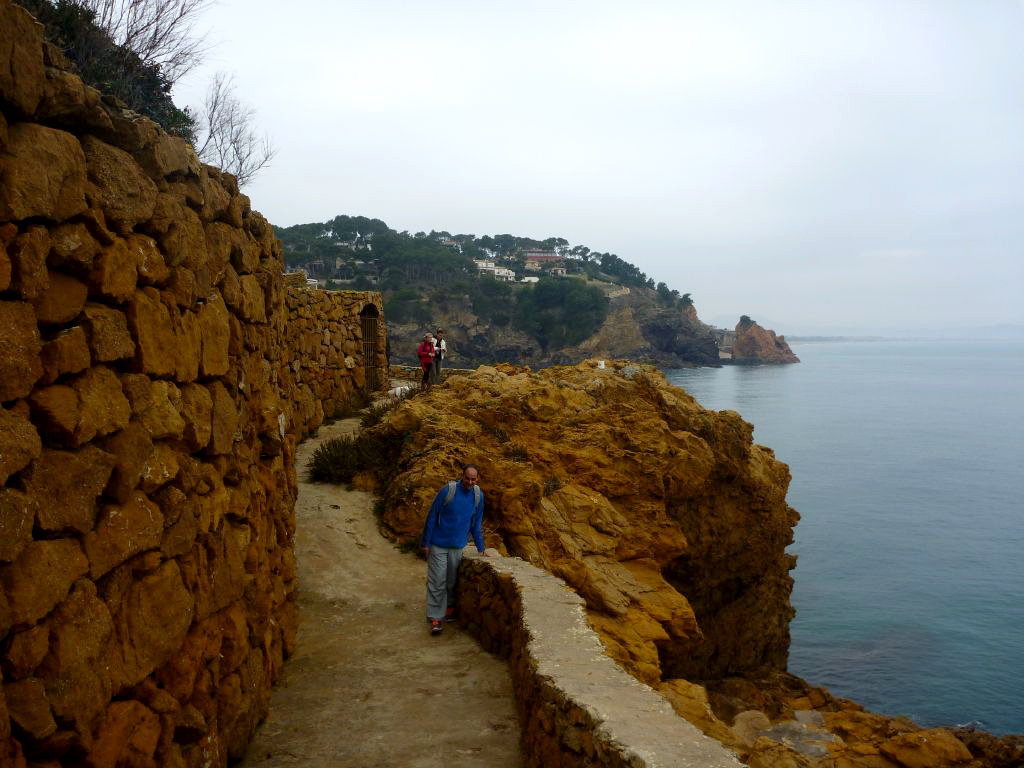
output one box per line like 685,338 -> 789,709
0,3 -> 1018,766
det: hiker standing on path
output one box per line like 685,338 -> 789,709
431,328 -> 447,385
421,464 -> 487,635
417,333 -> 435,390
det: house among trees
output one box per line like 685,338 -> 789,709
523,248 -> 563,268
474,259 -> 516,281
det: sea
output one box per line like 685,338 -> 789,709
664,340 -> 1024,736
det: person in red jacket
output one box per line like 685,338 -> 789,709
417,333 -> 435,390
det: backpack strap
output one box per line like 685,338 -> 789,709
443,481 -> 482,510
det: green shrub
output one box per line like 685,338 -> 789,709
307,430 -> 406,485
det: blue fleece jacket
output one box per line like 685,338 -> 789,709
421,483 -> 485,552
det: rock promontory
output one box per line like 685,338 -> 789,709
362,362 -> 1018,767
732,316 -> 800,364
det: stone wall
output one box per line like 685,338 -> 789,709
285,287 -> 386,433
0,3 -> 384,765
458,554 -> 742,768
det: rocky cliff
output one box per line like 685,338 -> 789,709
733,318 -> 800,364
389,285 -> 721,369
361,363 -> 1018,767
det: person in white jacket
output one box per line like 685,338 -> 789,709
431,328 -> 447,384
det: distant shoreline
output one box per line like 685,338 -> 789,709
789,335 -> 1024,343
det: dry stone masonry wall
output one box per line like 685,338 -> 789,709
0,3 -> 385,765
458,554 -> 742,768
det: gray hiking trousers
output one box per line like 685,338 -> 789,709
426,545 -> 463,621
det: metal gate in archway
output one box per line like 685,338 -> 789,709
359,304 -> 380,391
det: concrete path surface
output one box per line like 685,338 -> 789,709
239,417 -> 523,768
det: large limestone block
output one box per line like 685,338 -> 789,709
29,366 -> 130,447
157,204 -> 205,271
238,275 -> 267,323
36,67 -> 112,135
127,288 -> 201,381
89,235 -> 144,302
0,124 -> 87,222
179,383 -> 213,451
127,287 -> 177,377
40,325 -> 91,383
82,305 -> 135,362
0,538 -> 89,625
81,135 -> 158,233
49,220 -> 98,272
135,133 -> 200,179
23,444 -> 117,533
208,381 -> 238,455
89,700 -> 161,768
0,300 -> 43,401
128,233 -> 169,287
4,677 -> 57,740
4,623 -> 49,679
198,294 -> 230,377
102,421 -> 154,503
8,225 -> 50,299
0,1 -> 45,115
0,489 -> 36,563
32,270 -> 87,325
84,492 -> 165,579
119,375 -> 185,439
37,579 -> 114,724
0,406 -> 40,485
108,560 -> 193,689
0,228 -> 10,292
204,221 -> 238,286
138,442 -> 180,493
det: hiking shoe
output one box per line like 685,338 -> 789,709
445,607 -> 457,623
430,620 -> 443,635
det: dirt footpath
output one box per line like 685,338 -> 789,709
240,417 -> 522,768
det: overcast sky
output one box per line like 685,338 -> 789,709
175,0 -> 1024,335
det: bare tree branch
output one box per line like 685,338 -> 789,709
195,72 -> 277,187
71,0 -> 212,85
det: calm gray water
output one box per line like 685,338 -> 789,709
665,340 -> 1024,735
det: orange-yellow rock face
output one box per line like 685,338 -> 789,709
733,320 -> 800,364
376,361 -> 800,684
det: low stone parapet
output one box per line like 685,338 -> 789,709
458,553 -> 742,768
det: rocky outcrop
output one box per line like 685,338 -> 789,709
732,318 -> 800,364
363,362 -> 1012,767
388,285 -> 721,369
372,362 -> 798,685
0,4 -> 384,765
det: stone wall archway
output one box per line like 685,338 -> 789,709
360,303 -> 381,391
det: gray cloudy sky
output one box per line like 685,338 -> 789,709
176,1 -> 1024,335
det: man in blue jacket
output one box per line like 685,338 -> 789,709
421,464 -> 487,635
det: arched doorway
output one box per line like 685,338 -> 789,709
359,304 -> 380,391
